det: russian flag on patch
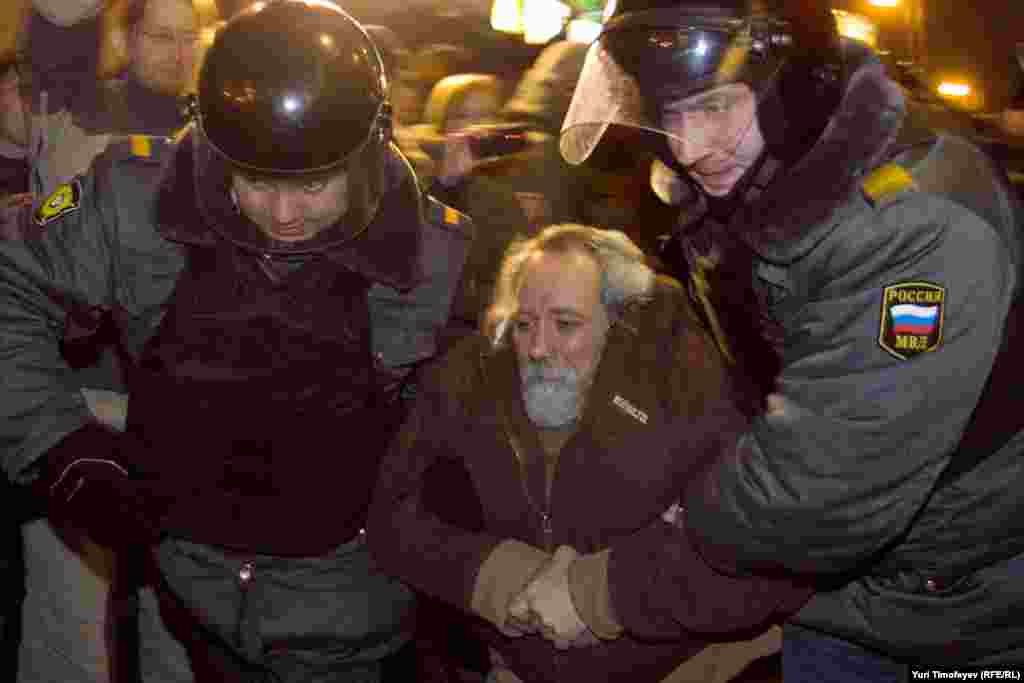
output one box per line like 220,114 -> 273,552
891,303 -> 939,335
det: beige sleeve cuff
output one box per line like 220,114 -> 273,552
659,626 -> 782,683
81,389 -> 128,432
470,539 -> 550,628
568,548 -> 624,640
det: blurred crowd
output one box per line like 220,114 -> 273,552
2,0 -> 1024,682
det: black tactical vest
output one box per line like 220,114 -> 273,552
126,242 -> 389,554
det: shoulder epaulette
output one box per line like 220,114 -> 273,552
107,134 -> 173,163
861,162 -> 918,207
425,195 -> 474,240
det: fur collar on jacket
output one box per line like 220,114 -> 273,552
731,46 -> 911,264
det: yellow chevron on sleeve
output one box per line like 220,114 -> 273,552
862,163 -> 916,205
130,135 -> 152,158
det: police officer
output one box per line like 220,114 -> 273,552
0,1 -> 474,681
561,0 -> 1024,677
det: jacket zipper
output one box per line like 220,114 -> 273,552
502,422 -> 555,553
482,351 -> 557,552
483,354 -> 565,676
502,423 -> 567,675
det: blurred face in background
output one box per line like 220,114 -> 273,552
392,44 -> 464,126
444,88 -> 501,133
128,0 -> 200,97
0,65 -> 30,148
391,74 -> 426,126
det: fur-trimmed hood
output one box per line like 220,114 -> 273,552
730,46 -> 923,264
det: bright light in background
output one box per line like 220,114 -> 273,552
693,37 -> 709,57
201,24 -> 219,42
192,0 -> 219,24
491,0 -> 524,33
831,10 -> 878,48
491,0 -> 574,43
868,0 -> 899,7
566,17 -> 602,44
937,82 -> 971,98
523,0 -> 571,44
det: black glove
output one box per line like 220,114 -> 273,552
33,423 -> 168,549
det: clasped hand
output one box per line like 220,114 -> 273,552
503,545 -> 600,650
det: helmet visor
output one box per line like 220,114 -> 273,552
192,122 -> 388,256
560,10 -> 782,166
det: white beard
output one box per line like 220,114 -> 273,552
520,362 -> 581,428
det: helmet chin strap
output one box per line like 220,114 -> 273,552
690,53 -> 840,222
704,149 -> 783,222
651,86 -> 786,224
658,144 -> 783,225
699,55 -> 845,221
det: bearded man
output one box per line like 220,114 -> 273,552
369,223 -> 810,683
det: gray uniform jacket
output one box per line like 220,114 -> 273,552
0,134 -> 474,485
17,2 -> 188,205
685,51 -> 1024,664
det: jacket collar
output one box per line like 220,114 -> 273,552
323,150 -> 426,291
730,48 -> 909,264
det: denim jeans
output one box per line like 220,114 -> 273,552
783,624 -> 906,683
786,548 -> 1024,678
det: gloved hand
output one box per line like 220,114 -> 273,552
33,423 -> 168,549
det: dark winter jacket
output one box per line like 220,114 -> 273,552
684,43 -> 1024,665
0,135 -> 474,556
369,277 -> 811,683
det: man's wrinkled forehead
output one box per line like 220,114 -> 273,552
516,248 -> 603,313
516,304 -> 589,320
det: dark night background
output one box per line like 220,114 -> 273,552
2,0 -> 1023,110
929,0 -> 1024,110
832,0 -> 1024,111
344,0 -> 1024,112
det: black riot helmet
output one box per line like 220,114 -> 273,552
560,0 -> 845,170
192,0 -> 392,254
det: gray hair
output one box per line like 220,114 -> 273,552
487,223 -> 655,348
